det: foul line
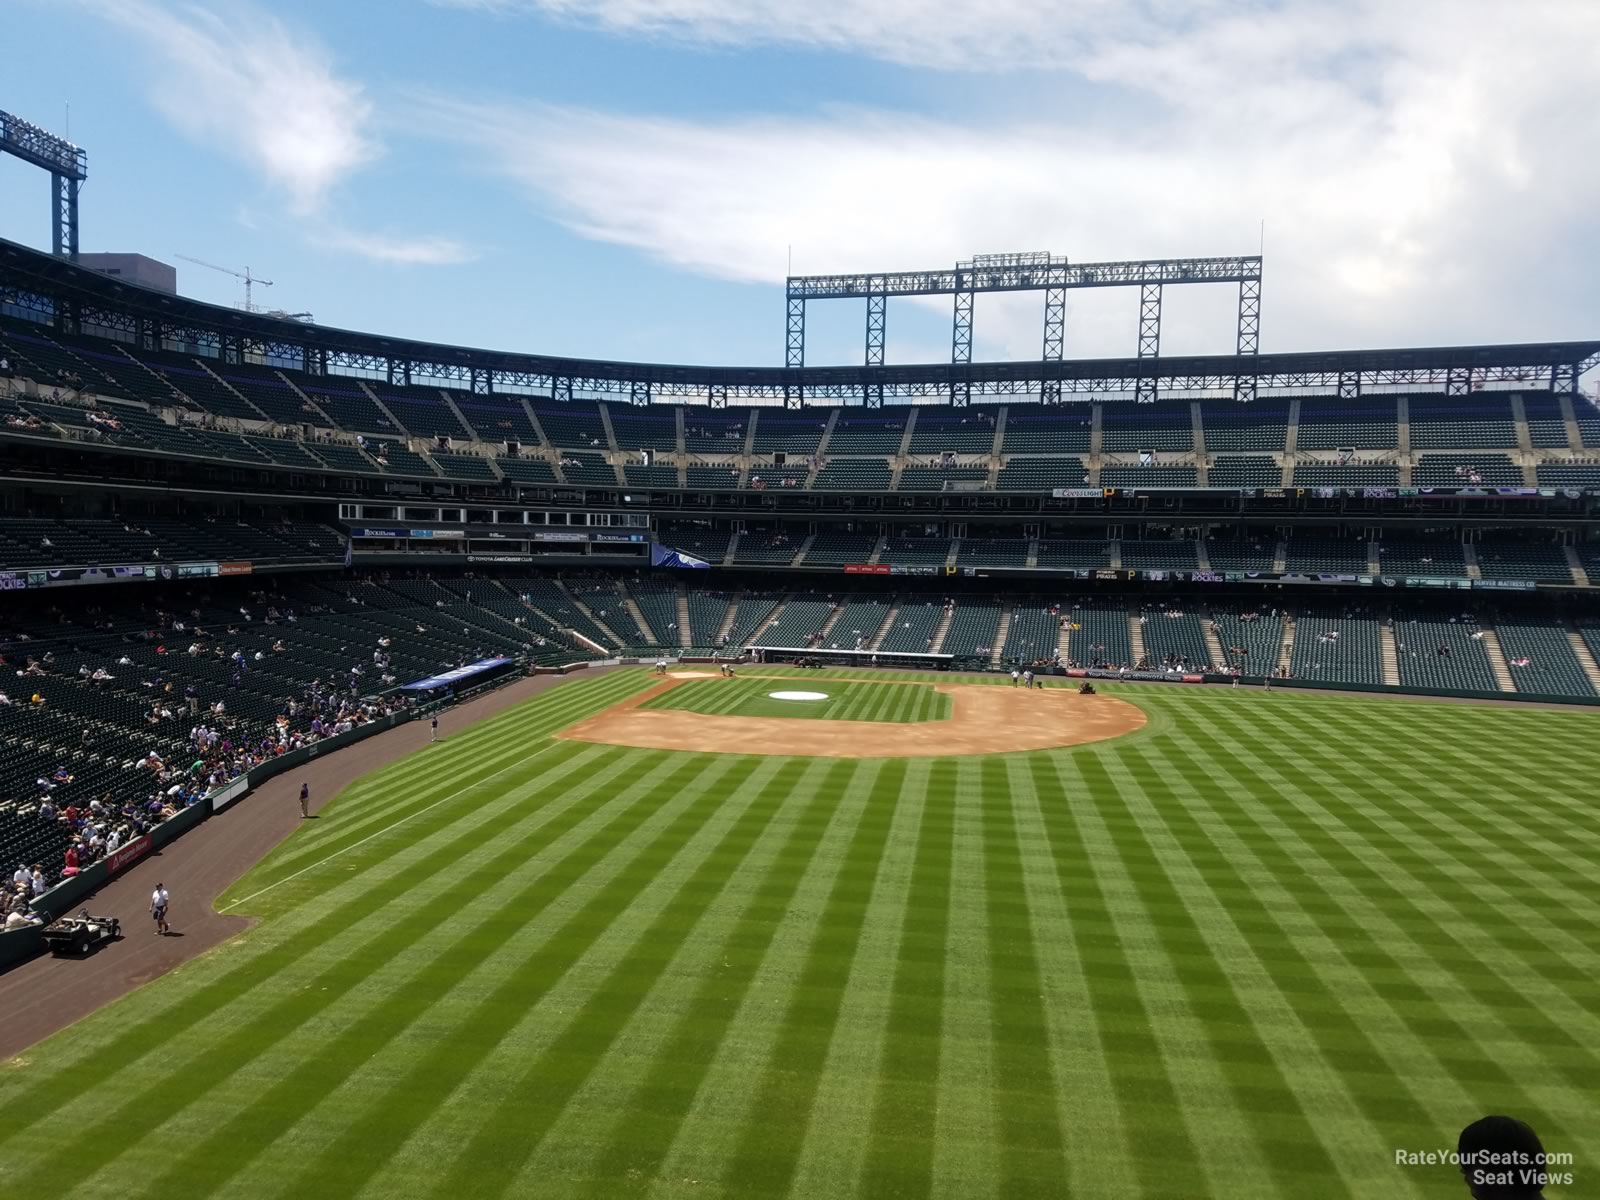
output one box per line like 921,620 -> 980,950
220,742 -> 561,912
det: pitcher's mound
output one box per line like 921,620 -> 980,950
561,678 -> 1145,758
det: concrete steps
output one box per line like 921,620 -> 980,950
558,582 -> 625,647
1566,628 -> 1600,692
1129,613 -> 1147,668
792,533 -> 816,566
1203,619 -> 1228,673
714,597 -> 742,646
1277,614 -> 1296,675
929,606 -> 955,653
1057,617 -> 1072,663
868,605 -> 900,651
1480,628 -> 1517,693
676,588 -> 692,648
989,610 -> 1013,667
1564,545 -> 1590,587
1380,623 -> 1402,685
621,597 -> 657,645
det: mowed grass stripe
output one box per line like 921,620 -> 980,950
1208,706 -> 1600,1114
122,747 -> 708,1199
420,757 -> 812,1200
240,670 -> 651,888
858,759 -> 958,1199
0,735 -> 608,1152
643,677 -> 950,723
1189,709 -> 1575,1124
259,753 -> 770,1200
573,758 -> 862,1195
978,756 -> 1068,1197
17,740 -> 641,1193
718,759 -> 910,1197
1110,742 -> 1392,1198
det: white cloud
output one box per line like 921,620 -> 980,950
88,0 -> 378,213
310,227 -> 478,266
418,0 -> 1600,360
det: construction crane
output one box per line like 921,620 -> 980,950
174,253 -> 273,312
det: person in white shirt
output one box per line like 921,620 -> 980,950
150,883 -> 170,935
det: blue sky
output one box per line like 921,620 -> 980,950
2,0 -> 1597,372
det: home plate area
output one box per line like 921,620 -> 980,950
558,672 -> 1146,758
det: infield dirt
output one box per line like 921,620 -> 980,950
560,673 -> 1147,757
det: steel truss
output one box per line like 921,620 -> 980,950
0,110 -> 87,260
2,240 -> 1595,410
787,251 -> 1263,370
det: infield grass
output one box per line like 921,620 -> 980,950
1,666 -> 1596,1200
640,675 -> 952,722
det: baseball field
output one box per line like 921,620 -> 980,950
0,666 -> 1595,1199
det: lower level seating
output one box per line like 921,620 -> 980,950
1493,622 -> 1597,698
1394,618 -> 1499,692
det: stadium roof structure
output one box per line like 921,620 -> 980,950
3,236 -> 1597,408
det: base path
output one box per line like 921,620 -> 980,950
0,668 -> 617,1061
560,675 -> 1146,757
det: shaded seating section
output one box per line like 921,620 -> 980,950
910,409 -> 998,453
1473,536 -> 1574,582
1289,606 -> 1385,684
216,366 -> 321,425
307,441 -> 381,474
1394,617 -> 1499,691
496,456 -> 559,484
825,600 -> 892,649
1211,607 -> 1285,673
1296,399 -> 1398,450
1576,543 -> 1600,580
301,382 -> 397,434
658,521 -> 731,563
368,440 -> 439,477
828,413 -> 907,453
373,386 -> 468,440
897,464 -> 989,491
805,532 -> 878,565
607,408 -> 679,457
879,537 -> 951,567
751,414 -> 826,455
1205,535 -> 1276,572
956,539 -> 1028,568
732,530 -> 802,564
996,457 -> 1089,490
1535,463 -> 1600,487
0,516 -> 340,569
756,597 -> 836,646
1523,394 -> 1572,448
723,593 -> 786,645
684,591 -> 737,649
1138,606 -> 1211,670
1293,461 -> 1401,487
534,403 -> 608,449
1408,396 -> 1518,448
0,325 -> 120,395
124,353 -> 259,420
1067,602 -> 1133,668
1412,453 -> 1521,486
1001,604 -> 1060,665
507,576 -> 620,648
813,459 -> 892,490
1035,540 -> 1111,570
1100,465 -> 1197,488
54,337 -> 182,410
745,465 -> 810,490
1202,402 -> 1289,452
622,463 -> 681,488
1206,456 -> 1281,488
940,603 -> 1003,657
455,396 -> 540,444
682,411 -> 748,453
557,452 -> 618,487
1579,620 -> 1600,676
1375,536 -> 1467,576
622,579 -> 680,644
998,408 -> 1085,453
246,435 -> 325,470
432,453 -> 498,482
1284,534 -> 1370,574
1493,622 -> 1597,697
685,465 -> 743,490
1120,540 -> 1198,571
877,602 -> 944,652
563,577 -> 651,644
1577,406 -> 1600,449
1100,403 -> 1193,451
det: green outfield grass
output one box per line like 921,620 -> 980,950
1,666 -> 1596,1199
640,675 -> 952,722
